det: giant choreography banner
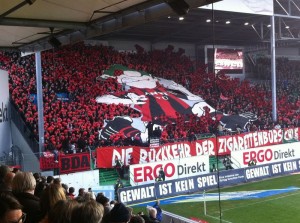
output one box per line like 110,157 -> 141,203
95,64 -> 257,144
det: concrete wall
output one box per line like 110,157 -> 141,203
0,69 -> 12,155
10,122 -> 40,172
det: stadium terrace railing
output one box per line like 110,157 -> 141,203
162,210 -> 198,223
0,145 -> 23,167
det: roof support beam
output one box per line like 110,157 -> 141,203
0,18 -> 87,30
0,0 -> 35,19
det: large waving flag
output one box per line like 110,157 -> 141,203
96,65 -> 214,120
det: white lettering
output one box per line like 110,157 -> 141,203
175,179 -> 194,192
120,186 -> 155,203
246,166 -> 269,179
283,161 -> 297,172
197,175 -> 217,188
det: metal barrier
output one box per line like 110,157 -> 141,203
0,151 -> 13,166
0,145 -> 23,167
162,211 -> 197,223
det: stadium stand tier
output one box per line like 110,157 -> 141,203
2,43 -> 300,153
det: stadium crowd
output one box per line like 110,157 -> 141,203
0,165 -> 162,223
1,42 -> 300,152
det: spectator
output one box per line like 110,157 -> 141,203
88,187 -> 96,200
223,156 -> 233,170
61,183 -> 68,194
137,211 -> 152,223
12,171 -> 43,223
0,171 -> 15,194
158,167 -> 165,181
67,187 -> 75,199
110,199 -> 116,208
105,202 -> 130,223
41,199 -> 79,223
115,158 -> 124,178
146,122 -> 154,142
33,172 -> 42,183
62,139 -> 71,154
77,188 -> 85,198
0,165 -> 11,190
34,176 -> 47,198
40,183 -> 67,219
53,178 -> 62,185
217,123 -> 225,136
46,176 -> 54,185
114,178 -> 124,201
211,164 -> 217,172
146,206 -> 160,223
96,194 -> 111,217
153,200 -> 162,222
130,215 -> 145,223
155,176 -> 163,182
248,159 -> 257,166
153,127 -> 162,138
83,191 -> 95,201
127,206 -> 134,220
0,193 -> 25,223
48,142 -> 59,163
234,123 -> 243,134
71,199 -> 104,223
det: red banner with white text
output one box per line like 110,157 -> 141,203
96,128 -> 300,168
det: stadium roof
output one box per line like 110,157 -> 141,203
1,0 -> 300,52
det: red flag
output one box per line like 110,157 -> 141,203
220,93 -> 229,101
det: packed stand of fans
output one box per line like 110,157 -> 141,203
0,165 -> 162,223
1,43 -> 300,151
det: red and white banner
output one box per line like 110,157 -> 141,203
40,156 -> 59,170
216,129 -> 285,154
96,141 -> 210,168
129,155 -> 209,185
96,128 -> 300,168
283,128 -> 299,141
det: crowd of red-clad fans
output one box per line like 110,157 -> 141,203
1,42 -> 300,152
0,166 -> 161,223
